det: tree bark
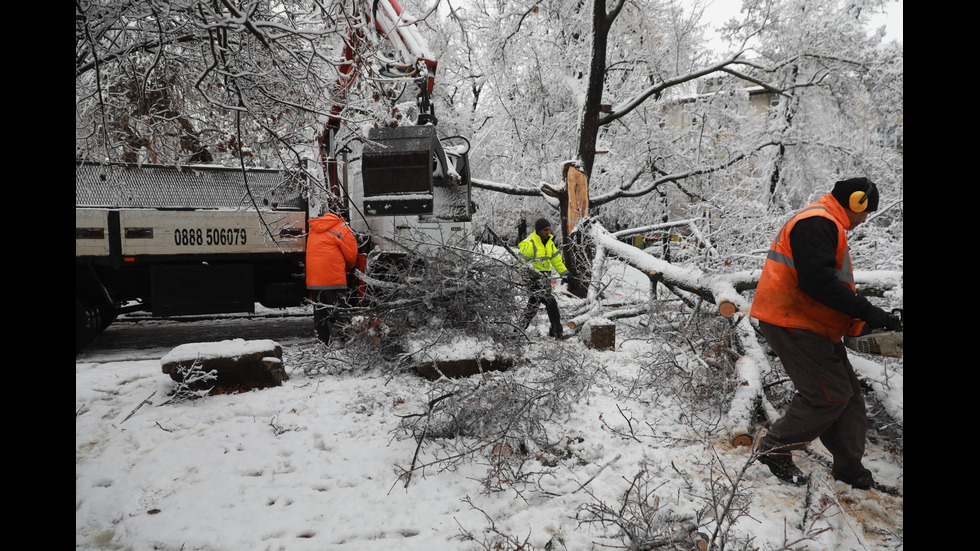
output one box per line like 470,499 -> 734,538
559,0 -> 625,298
577,0 -> 622,180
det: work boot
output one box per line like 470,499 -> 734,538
757,448 -> 809,486
832,467 -> 874,490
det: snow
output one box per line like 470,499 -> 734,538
406,334 -> 507,363
76,261 -> 903,551
161,338 -> 281,364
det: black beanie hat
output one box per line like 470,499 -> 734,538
831,177 -> 879,212
534,218 -> 551,231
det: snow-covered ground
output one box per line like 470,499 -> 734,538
76,262 -> 903,551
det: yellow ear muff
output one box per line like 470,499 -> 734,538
849,190 -> 869,212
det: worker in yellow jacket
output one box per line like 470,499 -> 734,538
518,218 -> 568,339
306,212 -> 358,345
750,178 -> 902,489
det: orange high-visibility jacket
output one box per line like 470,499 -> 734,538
750,194 -> 865,341
306,213 -> 358,290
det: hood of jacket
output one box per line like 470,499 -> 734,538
309,213 -> 345,233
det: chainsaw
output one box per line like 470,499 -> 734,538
844,309 -> 903,358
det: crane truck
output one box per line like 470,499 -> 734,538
75,0 -> 473,352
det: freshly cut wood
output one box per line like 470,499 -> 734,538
719,300 -> 737,318
732,433 -> 753,448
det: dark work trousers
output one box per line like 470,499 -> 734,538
311,289 -> 345,345
522,276 -> 562,336
758,321 -> 868,479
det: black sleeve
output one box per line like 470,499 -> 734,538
790,217 -> 871,318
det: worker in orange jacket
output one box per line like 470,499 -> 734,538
750,178 -> 901,490
306,212 -> 358,345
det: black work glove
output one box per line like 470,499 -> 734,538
884,314 -> 903,331
863,305 -> 903,331
560,276 -> 568,286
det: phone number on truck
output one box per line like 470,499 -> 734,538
174,227 -> 248,246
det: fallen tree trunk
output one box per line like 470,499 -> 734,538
585,221 -> 776,444
727,319 -> 781,447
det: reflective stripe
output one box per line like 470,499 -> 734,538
767,247 -> 853,283
838,253 -> 854,283
800,205 -> 829,215
518,240 -> 536,260
519,232 -> 567,276
766,203 -> 852,282
766,249 -> 795,269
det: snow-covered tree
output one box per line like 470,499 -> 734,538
422,0 -> 900,276
76,0 -> 414,170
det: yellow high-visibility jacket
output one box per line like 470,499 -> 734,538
518,231 -> 568,277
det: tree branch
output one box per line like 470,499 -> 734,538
590,140 -> 779,207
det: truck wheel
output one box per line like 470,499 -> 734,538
76,296 -> 102,353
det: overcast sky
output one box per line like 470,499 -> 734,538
868,0 -> 903,42
698,0 -> 903,46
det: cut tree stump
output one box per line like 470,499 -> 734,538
581,319 -> 616,351
161,339 -> 287,391
407,334 -> 517,381
416,357 -> 515,381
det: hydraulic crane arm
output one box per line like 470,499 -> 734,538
370,0 -> 438,101
317,0 -> 439,217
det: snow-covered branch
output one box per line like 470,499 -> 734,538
587,221 -> 750,317
599,53 -> 750,127
727,319 -> 780,443
471,177 -> 546,197
609,218 -> 703,239
568,219 -> 778,443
